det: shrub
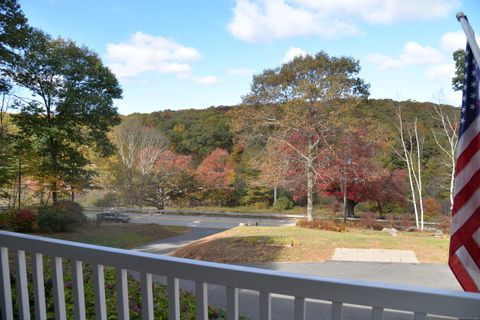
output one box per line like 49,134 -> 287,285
0,209 -> 15,229
10,263 -> 232,319
273,197 -> 294,211
360,212 -> 380,230
239,187 -> 271,206
423,196 -> 441,217
439,214 -> 451,233
11,208 -> 37,232
94,192 -> 118,207
399,214 -> 413,231
253,201 -> 269,209
53,200 -> 86,226
38,203 -> 85,232
296,219 -> 347,232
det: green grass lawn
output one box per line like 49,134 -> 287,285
173,226 -> 449,264
35,223 -> 190,249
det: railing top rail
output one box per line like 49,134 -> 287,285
1,230 -> 479,317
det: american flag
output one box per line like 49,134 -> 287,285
449,42 -> 480,292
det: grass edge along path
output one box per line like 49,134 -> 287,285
34,222 -> 190,249
172,226 -> 449,264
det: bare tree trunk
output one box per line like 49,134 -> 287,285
414,118 -> 424,231
394,107 -> 421,229
273,185 -> 277,204
17,154 -> 21,209
432,103 -> 458,210
306,137 -> 314,221
306,161 -> 314,221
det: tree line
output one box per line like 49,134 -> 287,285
0,1 -> 464,231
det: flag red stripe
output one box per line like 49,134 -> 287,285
452,168 -> 480,215
448,253 -> 479,292
450,211 -> 480,253
455,132 -> 480,177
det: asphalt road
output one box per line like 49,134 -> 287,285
85,211 -> 295,229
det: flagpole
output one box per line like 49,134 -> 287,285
457,12 -> 480,64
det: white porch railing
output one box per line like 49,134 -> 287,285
0,230 -> 479,320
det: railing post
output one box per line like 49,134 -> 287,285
414,312 -> 427,320
140,272 -> 154,320
32,253 -> 47,320
72,260 -> 86,320
0,247 -> 12,320
116,268 -> 129,320
294,297 -> 306,320
331,301 -> 343,320
93,264 -> 107,320
168,276 -> 180,320
51,256 -> 66,320
195,281 -> 208,320
227,287 -> 239,320
372,307 -> 383,320
15,250 -> 30,320
259,291 -> 271,320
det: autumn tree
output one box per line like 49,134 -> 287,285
252,140 -> 289,204
0,0 -> 30,94
196,148 -> 235,206
317,130 -> 406,217
233,52 -> 369,221
142,150 -> 195,209
10,30 -> 122,203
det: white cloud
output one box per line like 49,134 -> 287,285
228,0 -> 360,42
282,47 -> 307,63
426,63 -> 455,82
367,41 -> 443,69
193,76 -> 220,85
227,0 -> 458,42
228,68 -> 255,76
106,32 -> 201,78
440,31 -> 466,54
178,74 -> 220,85
297,0 -> 457,24
440,31 -> 480,55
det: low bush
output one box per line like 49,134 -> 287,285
360,212 -> 383,230
38,203 -> 86,232
273,197 -> 294,211
54,200 -> 86,226
296,219 -> 347,232
10,263 -> 232,319
94,192 -> 118,207
439,214 -> 451,233
11,208 -> 37,232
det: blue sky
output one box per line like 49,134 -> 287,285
20,0 -> 480,115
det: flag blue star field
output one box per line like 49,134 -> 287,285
449,42 -> 480,292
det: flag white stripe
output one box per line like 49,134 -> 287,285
454,147 -> 480,197
456,116 -> 480,158
474,228 -> 480,246
456,246 -> 480,289
452,187 -> 480,234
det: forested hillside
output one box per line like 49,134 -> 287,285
73,97 -> 458,227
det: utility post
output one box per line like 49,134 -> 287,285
343,156 -> 351,223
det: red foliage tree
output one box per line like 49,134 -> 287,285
195,148 -> 234,189
316,130 -> 406,217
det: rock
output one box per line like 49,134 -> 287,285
381,227 -> 398,237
